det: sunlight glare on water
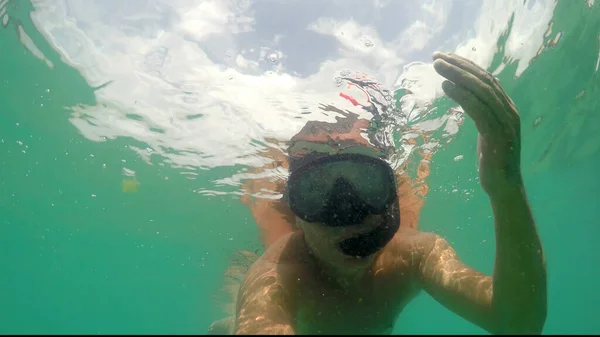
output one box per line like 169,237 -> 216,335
26,0 -> 556,195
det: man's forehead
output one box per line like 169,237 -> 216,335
290,118 -> 373,147
288,139 -> 381,156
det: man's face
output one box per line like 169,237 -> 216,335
286,147 -> 399,265
285,117 -> 400,264
299,214 -> 388,265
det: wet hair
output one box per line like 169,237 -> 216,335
287,104 -> 389,172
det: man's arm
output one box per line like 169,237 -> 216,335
394,130 -> 433,230
490,184 -> 547,333
240,141 -> 298,249
418,183 -> 546,335
417,51 -> 547,334
234,260 -> 295,335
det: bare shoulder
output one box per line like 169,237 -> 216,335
257,232 -> 296,262
235,234 -> 299,335
378,227 -> 444,270
237,232 -> 301,303
248,231 -> 309,275
389,227 -> 441,252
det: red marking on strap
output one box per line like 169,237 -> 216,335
339,92 -> 361,106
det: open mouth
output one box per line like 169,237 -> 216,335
337,221 -> 398,258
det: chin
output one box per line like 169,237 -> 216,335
339,251 -> 378,265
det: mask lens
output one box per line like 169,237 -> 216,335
339,160 -> 393,207
293,165 -> 331,218
287,153 -> 396,224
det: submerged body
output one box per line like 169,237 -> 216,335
238,228 -> 431,335
210,52 -> 547,335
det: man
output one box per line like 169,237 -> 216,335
213,51 -> 547,335
211,107 -> 432,330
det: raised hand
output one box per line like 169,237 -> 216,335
432,52 -> 523,196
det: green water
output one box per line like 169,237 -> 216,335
1,0 -> 599,334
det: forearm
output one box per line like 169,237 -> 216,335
489,182 -> 547,334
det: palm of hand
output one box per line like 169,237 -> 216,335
432,52 -> 523,195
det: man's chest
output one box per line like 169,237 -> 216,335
292,272 -> 418,334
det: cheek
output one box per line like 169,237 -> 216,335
313,226 -> 337,241
301,221 -> 341,244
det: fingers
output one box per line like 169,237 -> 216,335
433,58 -> 506,114
433,52 -> 518,116
434,52 -> 492,85
432,53 -> 520,134
441,80 -> 496,137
